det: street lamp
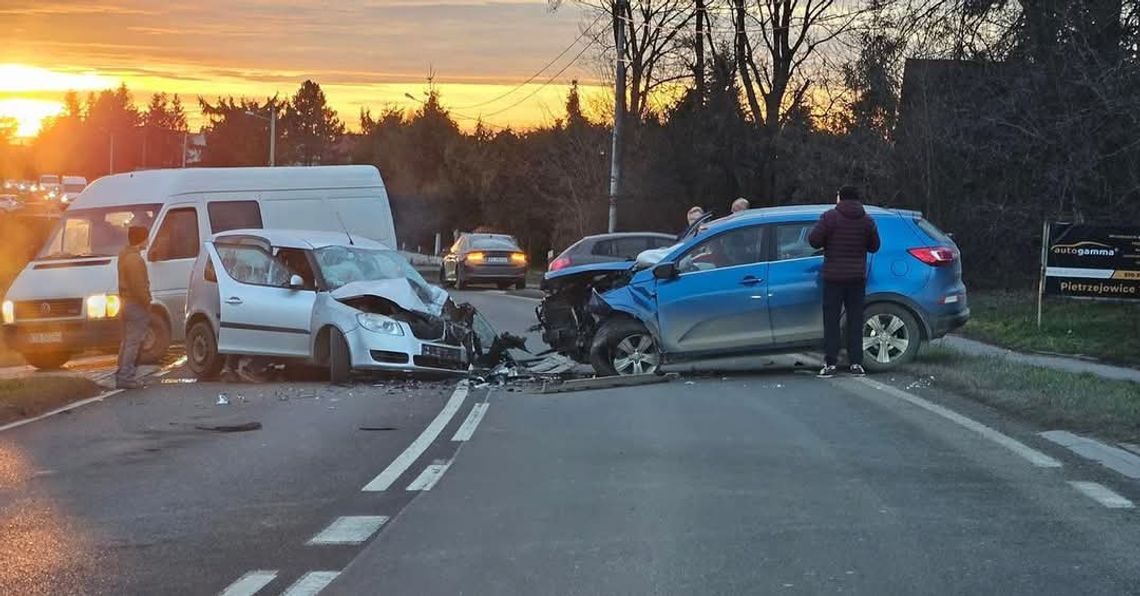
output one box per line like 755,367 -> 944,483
245,105 -> 277,167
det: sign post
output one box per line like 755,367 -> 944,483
1037,221 -> 1050,329
1041,223 -> 1140,325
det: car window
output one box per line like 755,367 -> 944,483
590,240 -> 615,257
774,222 -> 821,261
677,226 -> 766,274
208,201 -> 263,234
217,244 -> 275,285
915,218 -> 952,244
271,248 -> 317,290
149,207 -> 200,262
469,236 -> 519,250
649,236 -> 677,249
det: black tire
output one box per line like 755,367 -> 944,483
186,321 -> 224,380
456,266 -> 469,290
138,310 -> 171,364
861,303 -> 922,372
439,267 -> 454,289
514,278 -> 526,290
589,318 -> 660,376
328,327 -> 353,385
23,350 -> 71,370
497,281 -> 512,290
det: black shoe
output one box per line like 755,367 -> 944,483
849,364 -> 867,377
116,379 -> 144,390
817,365 -> 837,378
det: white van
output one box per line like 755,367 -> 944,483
2,165 -> 395,369
60,175 -> 88,204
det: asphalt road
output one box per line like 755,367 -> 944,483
3,287 -> 1140,595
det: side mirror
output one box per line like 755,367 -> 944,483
287,274 -> 305,289
653,262 -> 678,280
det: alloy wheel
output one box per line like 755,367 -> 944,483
612,333 -> 660,375
863,313 -> 911,365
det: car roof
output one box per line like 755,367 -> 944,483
580,232 -> 676,242
211,228 -> 392,250
67,165 -> 383,209
701,203 -> 900,234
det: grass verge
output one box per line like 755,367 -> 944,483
962,290 -> 1140,366
909,346 -> 1140,443
0,376 -> 104,426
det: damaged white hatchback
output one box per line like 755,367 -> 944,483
185,229 -> 498,383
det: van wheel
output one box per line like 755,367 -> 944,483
515,278 -> 526,290
139,311 -> 171,364
23,350 -> 71,370
186,321 -> 224,380
590,319 -> 660,376
862,303 -> 921,372
329,328 -> 353,385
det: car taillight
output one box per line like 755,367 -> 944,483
908,246 -> 957,266
549,257 -> 571,271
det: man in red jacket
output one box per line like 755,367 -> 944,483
808,186 -> 881,378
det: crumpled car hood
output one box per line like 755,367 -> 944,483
331,279 -> 448,315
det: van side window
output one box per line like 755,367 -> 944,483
208,201 -> 263,234
149,207 -> 200,261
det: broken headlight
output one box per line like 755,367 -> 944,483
357,313 -> 404,336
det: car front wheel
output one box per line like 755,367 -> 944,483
590,318 -> 660,376
862,303 -> 921,372
329,327 -> 353,385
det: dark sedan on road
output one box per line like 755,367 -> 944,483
440,233 -> 528,290
547,232 -> 678,272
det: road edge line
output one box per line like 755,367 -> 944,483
0,389 -> 125,434
1067,481 -> 1135,509
855,376 -> 1063,468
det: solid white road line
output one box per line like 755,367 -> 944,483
306,516 -> 389,545
219,570 -> 277,596
362,382 -> 468,491
1068,481 -> 1135,509
280,571 -> 341,596
0,389 -> 124,434
407,461 -> 452,491
1040,430 -> 1140,480
856,377 -> 1063,468
452,402 -> 489,441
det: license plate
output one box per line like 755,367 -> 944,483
486,257 -> 509,264
29,332 -> 63,344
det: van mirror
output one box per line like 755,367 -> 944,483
653,262 -> 678,280
287,274 -> 305,289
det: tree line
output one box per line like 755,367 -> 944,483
11,1 -> 1140,286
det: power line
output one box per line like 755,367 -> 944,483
480,40 -> 595,118
451,12 -> 605,110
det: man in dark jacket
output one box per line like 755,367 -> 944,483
115,226 -> 151,389
808,186 -> 881,377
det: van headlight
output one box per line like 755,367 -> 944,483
86,294 -> 122,319
2,300 -> 13,325
357,313 -> 404,336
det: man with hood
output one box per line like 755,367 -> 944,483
809,185 -> 881,378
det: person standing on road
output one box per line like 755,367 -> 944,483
731,198 -> 750,213
809,185 -> 880,378
115,226 -> 151,389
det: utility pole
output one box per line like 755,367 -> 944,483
607,0 -> 628,233
269,101 -> 277,167
108,134 -> 115,174
181,131 -> 189,168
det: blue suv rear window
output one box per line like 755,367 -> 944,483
915,218 -> 952,244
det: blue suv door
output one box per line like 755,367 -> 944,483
767,221 -> 826,345
654,224 -> 773,354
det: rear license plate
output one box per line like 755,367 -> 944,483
486,256 -> 509,265
29,332 -> 63,344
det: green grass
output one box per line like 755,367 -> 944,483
910,347 -> 1140,442
963,290 -> 1140,366
0,376 -> 103,425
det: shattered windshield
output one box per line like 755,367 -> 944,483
314,245 -> 431,292
37,203 -> 161,259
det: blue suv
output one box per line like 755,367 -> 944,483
536,205 -> 969,375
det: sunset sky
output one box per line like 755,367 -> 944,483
0,0 -> 604,137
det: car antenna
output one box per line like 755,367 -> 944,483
335,211 -> 355,246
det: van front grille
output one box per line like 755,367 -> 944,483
14,299 -> 83,320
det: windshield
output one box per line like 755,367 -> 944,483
314,245 -> 431,291
37,204 -> 161,259
469,237 -> 519,250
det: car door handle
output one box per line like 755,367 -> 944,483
225,297 -> 243,305
739,276 -> 763,286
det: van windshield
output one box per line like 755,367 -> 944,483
37,204 -> 162,260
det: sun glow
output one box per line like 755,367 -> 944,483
0,99 -> 64,137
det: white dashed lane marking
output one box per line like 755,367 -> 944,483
452,402 -> 489,442
362,382 -> 468,491
1068,481 -> 1135,509
407,461 -> 452,491
218,570 -> 277,596
281,571 -> 341,596
307,516 -> 389,546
